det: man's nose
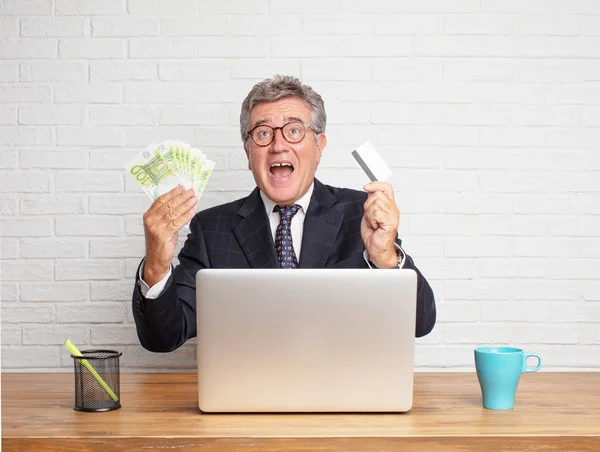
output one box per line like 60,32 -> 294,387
270,128 -> 288,152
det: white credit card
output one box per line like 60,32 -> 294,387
351,140 -> 392,182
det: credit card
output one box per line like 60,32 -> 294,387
351,140 -> 392,182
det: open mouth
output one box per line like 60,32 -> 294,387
269,162 -> 295,179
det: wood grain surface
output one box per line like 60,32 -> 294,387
2,372 -> 599,451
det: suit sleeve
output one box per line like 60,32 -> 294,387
132,215 -> 209,352
396,238 -> 437,338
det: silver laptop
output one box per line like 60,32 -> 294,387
196,268 -> 417,413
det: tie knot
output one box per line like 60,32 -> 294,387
274,204 -> 301,218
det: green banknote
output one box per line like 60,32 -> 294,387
125,140 -> 216,202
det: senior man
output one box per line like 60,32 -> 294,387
132,75 -> 436,352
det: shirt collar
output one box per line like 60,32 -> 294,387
259,182 -> 314,216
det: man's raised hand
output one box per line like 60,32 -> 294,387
142,185 -> 197,286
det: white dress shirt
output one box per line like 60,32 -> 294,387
139,182 -> 404,299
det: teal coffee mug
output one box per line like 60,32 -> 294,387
474,347 -> 542,410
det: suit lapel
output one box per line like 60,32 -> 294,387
232,188 -> 279,269
299,179 -> 343,269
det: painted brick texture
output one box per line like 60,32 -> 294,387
1,0 -> 599,371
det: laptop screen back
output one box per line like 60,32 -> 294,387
196,268 -> 417,413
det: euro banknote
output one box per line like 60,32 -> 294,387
125,140 -> 215,202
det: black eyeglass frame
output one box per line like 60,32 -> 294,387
246,121 -> 319,147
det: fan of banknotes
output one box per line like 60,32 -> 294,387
125,140 -> 215,202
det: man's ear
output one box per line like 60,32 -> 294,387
244,142 -> 251,170
316,133 -> 327,164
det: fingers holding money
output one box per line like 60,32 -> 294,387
164,195 -> 198,232
159,188 -> 197,222
169,206 -> 197,231
143,185 -> 198,286
146,186 -> 194,220
152,185 -> 185,212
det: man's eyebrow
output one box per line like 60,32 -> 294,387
284,116 -> 305,123
251,116 -> 306,128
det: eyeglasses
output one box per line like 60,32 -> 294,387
246,121 -> 318,147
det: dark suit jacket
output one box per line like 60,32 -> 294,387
132,179 -> 436,352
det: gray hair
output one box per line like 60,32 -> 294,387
240,75 -> 326,143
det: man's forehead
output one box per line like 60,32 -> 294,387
249,98 -> 311,124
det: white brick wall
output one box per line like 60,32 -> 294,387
1,0 -> 599,372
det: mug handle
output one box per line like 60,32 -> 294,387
522,353 -> 542,373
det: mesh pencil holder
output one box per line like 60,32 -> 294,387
71,349 -> 122,412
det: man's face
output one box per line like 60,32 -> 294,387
244,97 -> 327,205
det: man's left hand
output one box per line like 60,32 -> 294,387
361,182 -> 400,269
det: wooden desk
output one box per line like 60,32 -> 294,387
2,372 -> 599,451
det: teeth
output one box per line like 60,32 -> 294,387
271,163 -> 292,167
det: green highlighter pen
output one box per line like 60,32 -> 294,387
64,339 -> 119,403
